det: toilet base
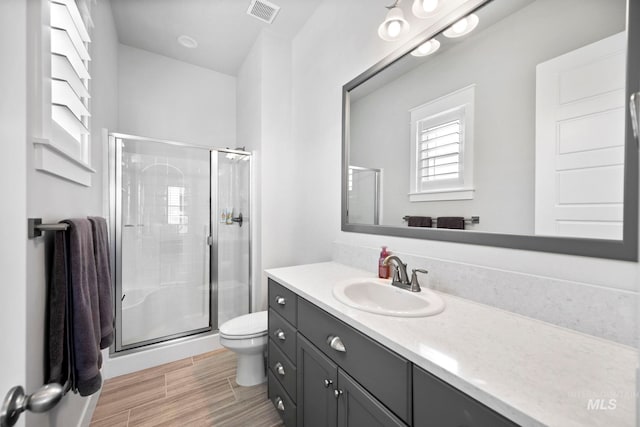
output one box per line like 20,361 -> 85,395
235,352 -> 267,387
220,334 -> 268,387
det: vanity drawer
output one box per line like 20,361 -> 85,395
268,340 -> 297,402
268,309 -> 297,361
268,371 -> 297,427
297,298 -> 412,424
413,365 -> 519,427
268,279 -> 297,327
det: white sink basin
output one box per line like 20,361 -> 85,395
332,278 -> 445,317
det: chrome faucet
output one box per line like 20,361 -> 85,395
383,255 -> 427,292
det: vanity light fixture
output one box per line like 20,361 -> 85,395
177,35 -> 198,49
443,13 -> 479,38
410,38 -> 440,56
412,0 -> 440,19
378,0 -> 410,41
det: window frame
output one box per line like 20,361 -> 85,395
409,85 -> 475,202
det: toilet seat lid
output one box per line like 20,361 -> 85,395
220,311 -> 268,338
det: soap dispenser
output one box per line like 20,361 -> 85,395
378,246 -> 390,279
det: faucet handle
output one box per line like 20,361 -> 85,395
391,265 -> 401,283
409,269 -> 428,292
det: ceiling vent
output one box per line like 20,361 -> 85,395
247,0 -> 281,24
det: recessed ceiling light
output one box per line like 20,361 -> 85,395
443,14 -> 479,38
177,35 -> 198,49
410,38 -> 440,57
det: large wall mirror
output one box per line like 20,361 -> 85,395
342,0 -> 640,260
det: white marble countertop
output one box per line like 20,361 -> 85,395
265,262 -> 637,427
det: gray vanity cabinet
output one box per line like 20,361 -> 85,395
267,279 -> 521,427
297,334 -> 406,427
413,365 -> 519,427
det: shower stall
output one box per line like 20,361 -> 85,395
109,133 -> 251,353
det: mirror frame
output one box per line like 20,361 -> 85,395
342,0 -> 639,261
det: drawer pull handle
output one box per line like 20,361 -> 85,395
275,296 -> 286,306
334,389 -> 343,399
327,335 -> 346,353
274,329 -> 286,341
324,379 -> 333,388
275,362 -> 285,376
275,396 -> 285,412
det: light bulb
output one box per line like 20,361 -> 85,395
421,0 -> 438,13
378,6 -> 409,41
410,38 -> 440,57
452,18 -> 468,34
421,41 -> 433,54
387,20 -> 402,38
443,14 -> 479,38
412,0 -> 440,18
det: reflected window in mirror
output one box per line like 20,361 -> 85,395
409,85 -> 475,202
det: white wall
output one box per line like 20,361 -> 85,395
0,1 -> 27,426
237,31 -> 298,310
24,0 -> 119,425
118,44 -> 236,148
288,0 -> 637,341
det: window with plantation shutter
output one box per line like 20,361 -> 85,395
33,0 -> 95,186
409,85 -> 475,202
50,0 -> 91,157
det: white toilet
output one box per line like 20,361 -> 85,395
219,310 -> 268,386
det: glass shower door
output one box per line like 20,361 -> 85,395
116,137 -> 212,349
213,150 -> 251,327
348,166 -> 381,225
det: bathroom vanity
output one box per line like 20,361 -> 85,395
266,262 -> 636,427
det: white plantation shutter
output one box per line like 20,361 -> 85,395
50,0 -> 91,146
418,119 -> 461,187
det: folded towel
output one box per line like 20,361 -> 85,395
407,216 -> 432,227
436,217 -> 465,230
47,230 -> 72,390
89,217 -> 114,349
63,219 -> 102,396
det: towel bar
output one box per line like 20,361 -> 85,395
28,218 -> 69,239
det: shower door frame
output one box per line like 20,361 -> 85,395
108,132 -> 252,355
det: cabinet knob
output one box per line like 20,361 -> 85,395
274,329 -> 286,341
275,296 -> 286,306
275,396 -> 285,412
334,389 -> 343,399
323,379 -> 333,388
275,362 -> 285,376
327,335 -> 346,352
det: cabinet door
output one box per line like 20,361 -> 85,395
337,369 -> 407,427
297,333 -> 338,427
413,365 -> 518,427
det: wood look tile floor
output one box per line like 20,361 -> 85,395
90,349 -> 283,427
